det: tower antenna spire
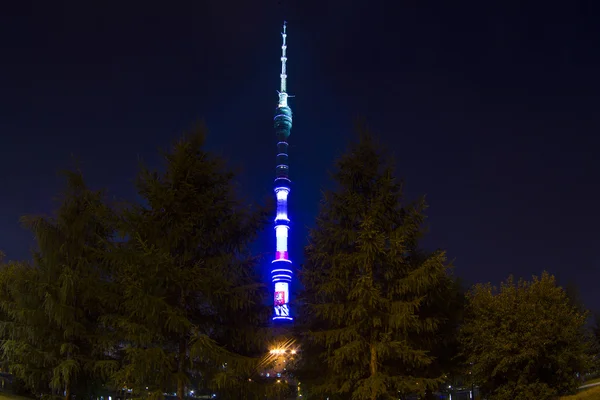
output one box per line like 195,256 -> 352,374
278,21 -> 289,107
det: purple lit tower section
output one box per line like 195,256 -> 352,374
271,22 -> 293,321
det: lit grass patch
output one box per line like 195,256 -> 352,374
560,385 -> 600,400
0,394 -> 32,400
583,377 -> 600,386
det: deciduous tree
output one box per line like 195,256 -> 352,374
460,272 -> 591,400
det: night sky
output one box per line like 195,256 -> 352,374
1,2 -> 599,310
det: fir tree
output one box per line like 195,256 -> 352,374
0,171 -> 118,400
0,260 -> 60,396
297,129 -> 451,400
105,126 -> 271,400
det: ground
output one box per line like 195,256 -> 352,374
0,394 -> 31,400
583,377 -> 600,386
560,385 -> 600,400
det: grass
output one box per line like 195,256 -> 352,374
583,377 -> 600,386
560,385 -> 600,400
0,393 -> 33,400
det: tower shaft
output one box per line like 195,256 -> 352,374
272,22 -> 293,321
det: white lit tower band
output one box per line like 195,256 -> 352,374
272,21 -> 293,321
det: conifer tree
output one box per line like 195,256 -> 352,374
297,129 -> 451,400
0,172 -> 118,400
105,126 -> 271,400
0,259 -> 59,395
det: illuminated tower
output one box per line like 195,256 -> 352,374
271,22 -> 293,322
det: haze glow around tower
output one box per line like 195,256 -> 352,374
271,22 -> 293,322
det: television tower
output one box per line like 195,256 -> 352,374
271,21 -> 293,322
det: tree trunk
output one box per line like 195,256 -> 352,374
424,389 -> 435,400
64,381 -> 71,400
177,337 -> 187,400
370,343 -> 377,400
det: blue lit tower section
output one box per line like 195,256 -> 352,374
272,22 -> 293,321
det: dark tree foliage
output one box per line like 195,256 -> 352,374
564,281 -> 587,315
413,277 -> 465,400
0,261 -> 59,396
296,129 -> 452,400
0,172 -> 117,400
593,314 -> 600,344
590,314 -> 600,373
104,126 -> 272,400
460,272 -> 591,400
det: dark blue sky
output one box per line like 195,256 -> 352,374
1,1 -> 599,309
